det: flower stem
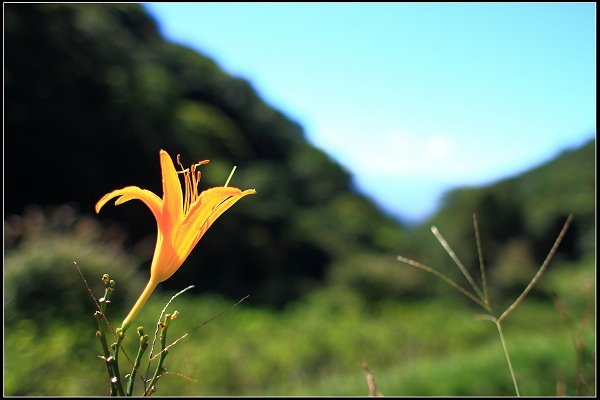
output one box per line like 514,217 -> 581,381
121,278 -> 159,333
495,320 -> 520,396
145,312 -> 177,396
94,275 -> 120,395
94,311 -> 118,396
127,327 -> 149,396
111,329 -> 126,396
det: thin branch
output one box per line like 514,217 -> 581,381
473,213 -> 490,309
431,226 -> 486,302
498,214 -> 573,323
162,370 -> 198,382
397,256 -> 489,310
75,263 -> 138,385
148,285 -> 195,360
362,363 -> 383,397
74,261 -> 101,310
495,320 -> 520,396
145,285 -> 195,392
149,295 -> 250,361
75,264 -> 118,394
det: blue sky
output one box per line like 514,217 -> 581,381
143,2 -> 596,223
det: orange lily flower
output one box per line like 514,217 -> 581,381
96,150 -> 255,332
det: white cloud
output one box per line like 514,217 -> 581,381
315,127 -> 474,180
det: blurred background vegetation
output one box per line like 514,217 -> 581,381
4,4 -> 595,396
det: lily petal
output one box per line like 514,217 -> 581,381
178,187 -> 242,237
150,231 -> 181,282
160,150 -> 183,226
95,186 -> 163,224
177,188 -> 256,261
206,188 -> 257,229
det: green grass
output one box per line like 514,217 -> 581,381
4,259 -> 595,396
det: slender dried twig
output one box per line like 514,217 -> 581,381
148,285 -> 195,360
396,256 -> 489,310
74,261 -> 101,310
362,363 -> 383,397
398,213 -> 574,397
143,285 -> 195,393
74,261 -> 132,349
494,319 -> 520,396
431,226 -> 486,302
149,295 -> 250,361
498,214 -> 573,323
473,214 -> 490,309
162,370 -> 198,382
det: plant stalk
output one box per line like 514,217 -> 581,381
127,328 -> 149,396
495,320 -> 520,396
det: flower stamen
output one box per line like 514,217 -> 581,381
176,154 -> 209,215
224,166 -> 237,187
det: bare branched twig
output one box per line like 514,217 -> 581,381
397,213 -> 574,397
497,214 -> 573,323
75,261 -> 136,357
74,261 -> 101,311
148,285 -> 195,360
149,295 -> 250,362
473,214 -> 490,309
431,226 -> 486,302
362,363 -> 383,397
396,256 -> 489,310
142,285 -> 195,394
162,370 -> 199,383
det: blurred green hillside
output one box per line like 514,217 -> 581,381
4,4 -> 595,307
4,3 -> 407,306
397,140 -> 595,307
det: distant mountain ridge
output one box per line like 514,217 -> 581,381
5,4 -> 594,305
4,3 -> 407,305
418,138 -> 595,273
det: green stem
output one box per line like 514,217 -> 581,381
127,328 -> 149,396
145,313 -> 176,396
121,278 -> 159,333
94,311 -> 117,396
111,329 -> 126,396
495,320 -> 520,396
95,276 -> 119,396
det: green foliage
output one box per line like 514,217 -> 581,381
327,251 -> 433,301
419,140 -> 595,303
4,204 -> 146,326
4,3 -> 594,306
5,320 -> 102,396
4,262 -> 594,395
4,3 -> 408,305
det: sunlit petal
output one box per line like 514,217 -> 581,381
178,188 -> 257,262
177,187 -> 242,246
206,188 -> 257,229
160,149 -> 183,226
150,231 -> 181,282
95,186 -> 163,223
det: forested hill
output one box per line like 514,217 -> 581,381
409,138 -> 595,289
4,4 -> 409,305
324,138 -> 595,304
5,4 -> 594,307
